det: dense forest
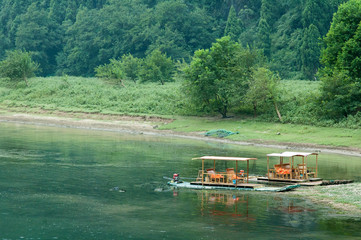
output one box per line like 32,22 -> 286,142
0,0 -> 345,79
1,0 -> 361,126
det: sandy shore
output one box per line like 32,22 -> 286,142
1,110 -> 361,157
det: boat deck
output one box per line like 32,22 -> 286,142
257,176 -> 322,183
190,181 -> 260,189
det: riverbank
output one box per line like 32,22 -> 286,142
1,108 -> 361,157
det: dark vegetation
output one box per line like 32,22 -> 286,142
0,0 -> 343,79
1,0 -> 361,128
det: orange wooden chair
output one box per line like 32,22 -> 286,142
207,168 -> 224,183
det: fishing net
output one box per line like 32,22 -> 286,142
205,129 -> 239,138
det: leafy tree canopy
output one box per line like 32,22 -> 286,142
320,0 -> 361,118
0,0 -> 347,79
245,67 -> 282,121
184,36 -> 259,118
139,49 -> 174,85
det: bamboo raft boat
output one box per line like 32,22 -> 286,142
167,156 -> 300,192
256,152 -> 323,185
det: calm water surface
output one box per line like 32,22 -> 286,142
0,122 -> 360,240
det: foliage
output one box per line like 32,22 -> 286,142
121,54 -> 141,83
224,5 -> 243,41
14,3 -> 61,76
319,71 -> 361,118
0,0 -> 359,126
320,0 -> 361,118
321,0 -> 361,77
0,0 -> 346,78
334,112 -> 361,129
0,49 -> 39,86
301,24 -> 321,80
139,49 -> 174,85
184,36 -> 258,118
245,68 -> 282,121
95,59 -> 125,86
257,17 -> 271,58
57,7 -> 103,76
256,0 -> 273,57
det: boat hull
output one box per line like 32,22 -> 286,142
167,181 -> 300,192
256,177 -> 353,186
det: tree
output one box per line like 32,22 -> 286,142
320,0 -> 361,118
257,0 -> 273,58
321,0 -> 361,75
94,59 -> 125,87
301,24 -> 321,80
224,5 -> 243,41
146,26 -> 189,60
245,67 -> 282,121
184,36 -> 258,118
58,7 -> 102,76
259,0 -> 275,26
139,49 -> 174,85
49,0 -> 67,24
15,3 -> 61,76
302,0 -> 338,36
257,17 -> 271,57
0,49 -> 39,86
120,54 -> 141,83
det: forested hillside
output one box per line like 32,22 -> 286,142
0,0 -> 345,79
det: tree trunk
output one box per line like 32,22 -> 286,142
221,105 -> 228,118
118,78 -> 126,88
253,103 -> 257,118
23,75 -> 28,86
274,101 -> 282,122
219,104 -> 228,118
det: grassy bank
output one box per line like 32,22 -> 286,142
290,183 -> 361,215
1,76 -> 361,149
159,117 -> 361,149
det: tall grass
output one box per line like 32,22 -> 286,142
0,76 -> 188,116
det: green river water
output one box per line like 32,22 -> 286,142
0,122 -> 360,240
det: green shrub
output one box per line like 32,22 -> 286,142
0,50 -> 39,86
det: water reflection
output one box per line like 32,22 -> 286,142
192,191 -> 318,226
197,192 -> 254,220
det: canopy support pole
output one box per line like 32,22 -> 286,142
267,156 -> 270,180
202,159 -> 204,185
316,154 -> 318,177
302,156 -> 305,179
235,160 -> 238,187
247,160 -> 249,183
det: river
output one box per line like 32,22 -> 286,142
0,122 -> 360,239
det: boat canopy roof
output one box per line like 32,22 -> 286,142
267,151 -> 318,157
192,156 -> 257,161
